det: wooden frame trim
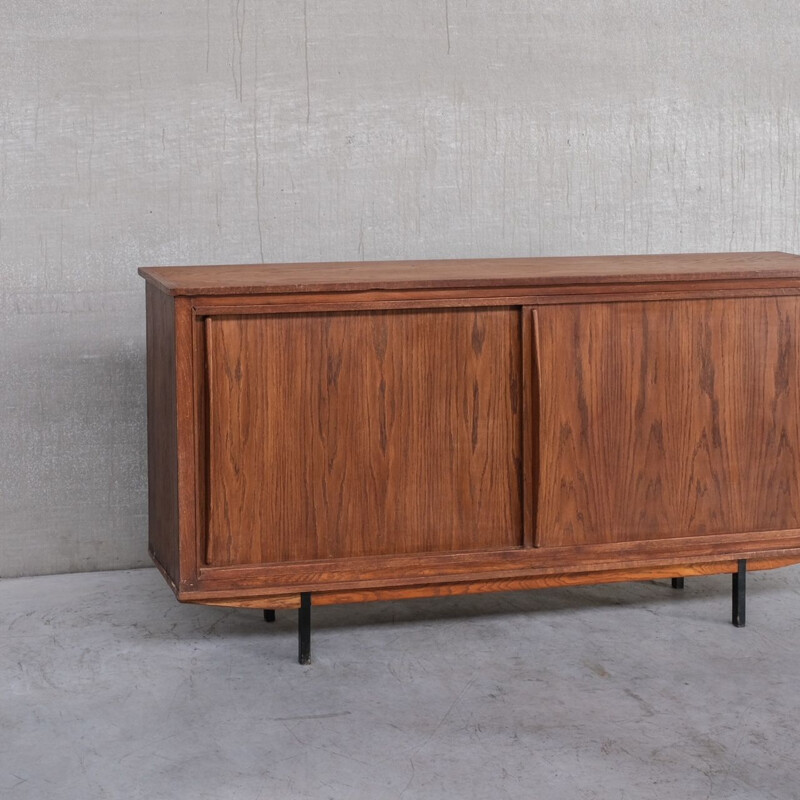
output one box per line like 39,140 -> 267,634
310,556 -> 800,606
174,296 -> 200,589
185,527 -> 800,597
530,307 -> 543,547
190,280 -> 800,317
521,307 -> 540,548
174,552 -> 800,604
179,557 -> 800,609
520,308 -> 533,548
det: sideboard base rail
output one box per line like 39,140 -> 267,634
251,568 -> 757,664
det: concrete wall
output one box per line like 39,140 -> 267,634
2,1 -> 799,577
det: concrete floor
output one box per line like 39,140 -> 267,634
2,568 -> 800,800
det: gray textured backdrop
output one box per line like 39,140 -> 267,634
2,1 -> 799,577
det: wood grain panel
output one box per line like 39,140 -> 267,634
204,308 -> 522,565
145,283 -> 180,584
536,298 -> 800,546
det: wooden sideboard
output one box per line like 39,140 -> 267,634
140,252 -> 800,663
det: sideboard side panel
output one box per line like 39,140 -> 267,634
203,307 -> 523,565
536,297 -> 800,547
145,284 -> 181,584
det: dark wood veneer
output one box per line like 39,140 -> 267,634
204,308 -> 522,564
536,298 -> 800,546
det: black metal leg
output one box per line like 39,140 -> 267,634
263,609 -> 276,623
671,577 -> 685,590
732,559 -> 747,628
298,592 -> 311,664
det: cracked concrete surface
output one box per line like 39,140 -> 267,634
2,566 -> 799,799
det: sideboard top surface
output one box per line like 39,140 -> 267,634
139,251 -> 800,297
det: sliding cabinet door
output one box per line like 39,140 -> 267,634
535,298 -> 800,547
203,307 -> 523,566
